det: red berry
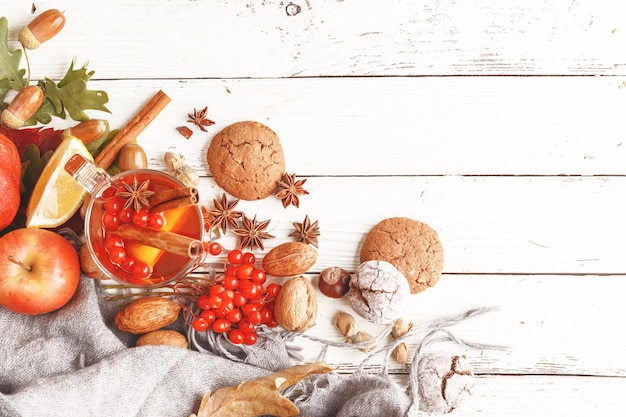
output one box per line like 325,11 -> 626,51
242,252 -> 255,265
238,320 -> 254,333
104,234 -> 124,251
131,260 -> 152,279
212,318 -> 231,333
243,330 -> 258,345
223,275 -> 239,290
119,208 -> 133,224
102,212 -> 119,230
148,212 -> 165,229
197,294 -> 212,310
226,309 -> 242,323
208,242 -> 222,256
209,285 -> 225,296
228,329 -> 245,344
108,246 -> 127,264
232,292 -> 247,307
132,209 -> 150,227
104,196 -> 123,213
192,316 -> 209,332
236,264 -> 254,280
250,269 -> 266,285
199,309 -> 216,324
259,308 -> 273,324
265,283 -> 281,299
227,249 -> 243,265
206,294 -> 223,310
247,310 -> 263,325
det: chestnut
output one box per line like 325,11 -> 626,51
318,267 -> 351,298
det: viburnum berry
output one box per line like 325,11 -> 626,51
212,318 -> 231,333
192,316 -> 210,332
242,252 -> 255,265
228,329 -> 245,345
208,242 -> 222,256
265,283 -> 281,299
227,249 -> 243,265
243,331 -> 258,346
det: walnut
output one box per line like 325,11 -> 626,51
418,355 -> 475,414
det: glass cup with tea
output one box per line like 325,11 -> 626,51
65,154 -> 205,287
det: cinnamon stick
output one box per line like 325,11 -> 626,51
110,225 -> 203,258
150,187 -> 198,207
95,90 -> 171,169
151,196 -> 198,213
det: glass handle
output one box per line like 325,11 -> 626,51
64,154 -> 110,195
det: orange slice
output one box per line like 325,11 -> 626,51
26,136 -> 93,228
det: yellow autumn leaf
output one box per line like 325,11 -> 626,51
191,362 -> 333,417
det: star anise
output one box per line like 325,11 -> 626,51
206,193 -> 243,233
275,173 -> 309,208
115,176 -> 154,212
233,214 -> 275,251
187,106 -> 215,132
290,215 -> 320,248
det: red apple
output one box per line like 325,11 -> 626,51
0,133 -> 21,231
0,228 -> 80,315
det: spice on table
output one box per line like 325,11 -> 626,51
176,126 -> 193,139
233,214 -> 274,251
187,106 -> 214,132
205,193 -> 243,234
109,225 -> 204,259
274,172 -> 309,208
290,214 -> 320,248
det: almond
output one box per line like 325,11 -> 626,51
262,241 -> 317,277
136,330 -> 188,348
115,297 -> 181,334
274,276 -> 317,332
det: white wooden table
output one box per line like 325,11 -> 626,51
5,1 -> 626,415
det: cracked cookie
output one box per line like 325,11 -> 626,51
207,121 -> 286,200
359,217 -> 444,294
347,260 -> 410,324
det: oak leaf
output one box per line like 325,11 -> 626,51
191,362 -> 333,417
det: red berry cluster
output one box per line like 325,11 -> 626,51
191,248 -> 282,345
101,192 -> 165,280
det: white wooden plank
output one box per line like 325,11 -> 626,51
289,274 -> 626,378
448,375 -> 626,416
41,77 -> 626,176
2,0 -> 625,78
189,175 -> 626,275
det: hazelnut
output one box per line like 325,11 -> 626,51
393,342 -> 409,365
391,318 -> 414,338
318,267 -> 351,298
347,331 -> 376,353
334,311 -> 359,338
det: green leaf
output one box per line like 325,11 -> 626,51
0,16 -> 26,96
26,57 -> 110,125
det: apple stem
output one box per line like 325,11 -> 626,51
7,256 -> 32,272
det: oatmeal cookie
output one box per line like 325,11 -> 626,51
359,217 -> 444,294
207,121 -> 286,200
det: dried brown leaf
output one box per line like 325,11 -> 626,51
193,362 -> 333,417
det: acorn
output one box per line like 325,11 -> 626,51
63,119 -> 108,145
0,86 -> 44,129
18,9 -> 66,50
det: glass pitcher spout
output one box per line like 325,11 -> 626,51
64,154 -> 111,195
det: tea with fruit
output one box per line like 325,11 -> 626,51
84,170 -> 204,286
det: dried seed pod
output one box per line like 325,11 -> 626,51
348,331 -> 376,353
334,312 -> 359,338
63,119 -> 108,145
118,143 -> 148,171
391,318 -> 413,338
19,9 -> 66,49
393,342 -> 409,365
0,86 -> 44,129
164,152 -> 199,187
